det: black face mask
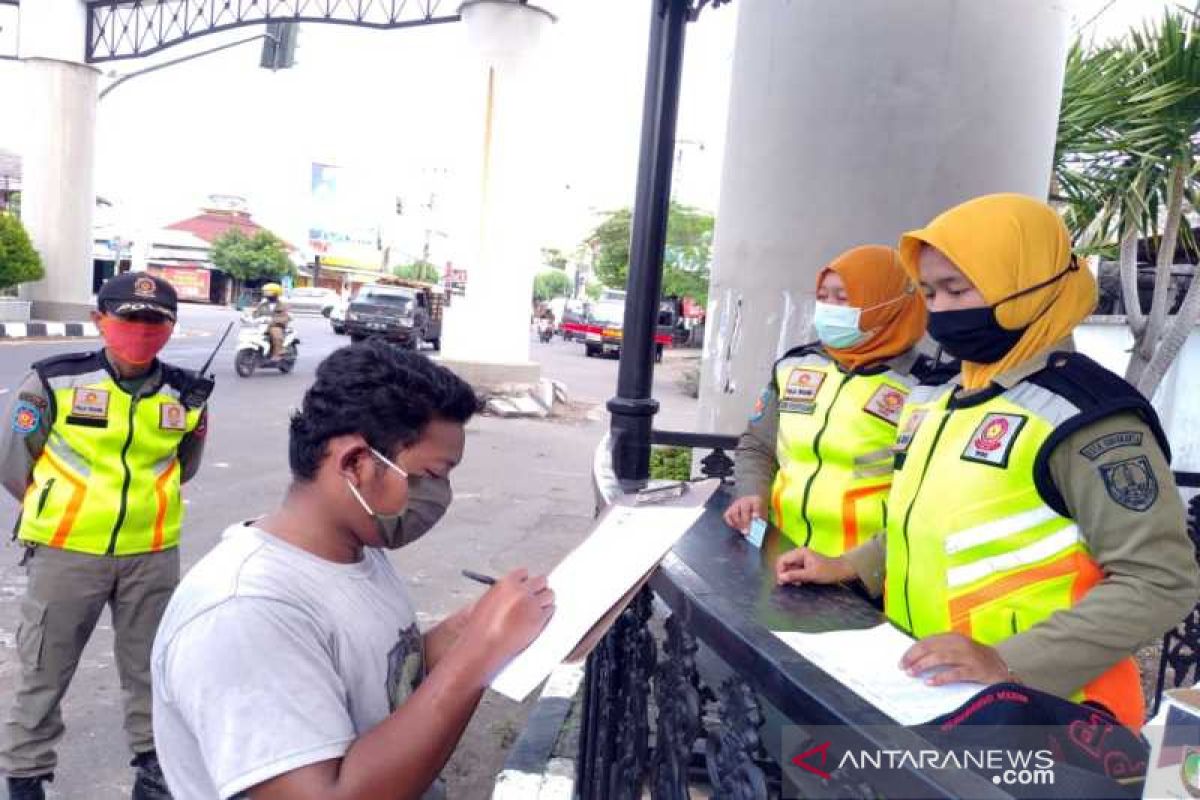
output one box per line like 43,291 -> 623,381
927,307 -> 1027,364
927,257 -> 1082,365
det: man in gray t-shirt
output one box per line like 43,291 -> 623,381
152,343 -> 554,800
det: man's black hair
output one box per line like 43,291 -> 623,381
289,340 -> 478,480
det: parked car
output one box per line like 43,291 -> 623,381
285,286 -> 340,315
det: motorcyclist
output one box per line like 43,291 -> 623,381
252,283 -> 291,359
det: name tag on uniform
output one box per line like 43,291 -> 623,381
783,368 -> 825,402
863,384 -> 908,426
160,402 -> 188,431
894,409 -> 928,453
70,388 -> 110,419
779,400 -> 817,415
961,413 -> 1027,468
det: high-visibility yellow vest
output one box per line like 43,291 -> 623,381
19,352 -> 202,556
769,348 -> 918,555
884,354 -> 1166,729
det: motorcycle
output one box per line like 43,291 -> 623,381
234,316 -> 299,377
537,317 -> 554,343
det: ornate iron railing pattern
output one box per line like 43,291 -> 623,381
86,0 -> 459,62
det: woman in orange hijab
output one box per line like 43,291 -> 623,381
776,194 -> 1198,730
726,244 -> 936,555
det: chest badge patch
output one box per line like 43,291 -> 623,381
1099,455 -> 1158,512
160,402 -> 188,431
863,384 -> 908,426
71,388 -> 110,419
894,408 -> 929,453
962,413 -> 1027,468
783,368 -> 826,403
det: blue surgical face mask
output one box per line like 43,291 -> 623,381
813,301 -> 865,349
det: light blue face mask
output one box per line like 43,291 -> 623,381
813,301 -> 866,348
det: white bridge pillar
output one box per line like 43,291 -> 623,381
439,1 -> 555,390
17,0 -> 98,320
698,0 -> 1070,434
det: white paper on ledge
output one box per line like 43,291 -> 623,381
772,624 -> 983,726
490,490 -> 711,702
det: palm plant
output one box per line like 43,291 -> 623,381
1056,8 -> 1200,396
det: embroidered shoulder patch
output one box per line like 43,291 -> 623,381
863,384 -> 908,426
71,388 -> 110,419
749,389 -> 770,423
160,402 -> 187,431
12,401 -> 40,435
1079,431 -> 1143,461
961,413 -> 1027,468
1099,455 -> 1158,512
782,368 -> 826,403
894,408 -> 929,453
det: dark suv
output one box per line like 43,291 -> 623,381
345,284 -> 442,350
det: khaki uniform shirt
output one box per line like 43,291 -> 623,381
842,342 -> 1200,699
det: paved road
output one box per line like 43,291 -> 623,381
0,304 -> 700,799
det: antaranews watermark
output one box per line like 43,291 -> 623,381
778,725 -> 1144,799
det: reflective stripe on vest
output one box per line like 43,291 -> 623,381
769,352 -> 915,555
884,381 -> 1145,728
20,367 -> 200,556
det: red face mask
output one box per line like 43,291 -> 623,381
99,317 -> 174,366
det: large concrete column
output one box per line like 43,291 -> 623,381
17,0 -> 98,320
697,0 -> 1070,433
440,1 -> 554,390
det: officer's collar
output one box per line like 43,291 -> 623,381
824,346 -> 920,377
99,350 -> 164,396
947,337 -> 1076,405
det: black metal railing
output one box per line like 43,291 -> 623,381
577,435 -> 1200,798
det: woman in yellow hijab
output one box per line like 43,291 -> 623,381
775,194 -> 1198,730
726,244 -> 936,556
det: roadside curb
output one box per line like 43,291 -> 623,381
0,322 -> 99,339
0,323 -> 210,341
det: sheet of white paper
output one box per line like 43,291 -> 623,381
491,501 -> 706,701
773,624 -> 983,726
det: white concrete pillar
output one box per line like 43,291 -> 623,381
697,0 -> 1070,434
440,1 -> 554,387
17,0 -> 97,320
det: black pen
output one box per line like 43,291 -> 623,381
461,569 -> 496,586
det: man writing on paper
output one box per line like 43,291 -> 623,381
775,195 -> 1199,730
151,342 -> 554,799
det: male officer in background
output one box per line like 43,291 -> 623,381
0,273 -> 209,800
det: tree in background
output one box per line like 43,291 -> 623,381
541,247 -> 569,271
0,212 -> 44,291
1055,9 -> 1200,395
586,202 -> 714,305
533,270 -> 573,303
393,260 -> 440,283
211,229 -> 293,288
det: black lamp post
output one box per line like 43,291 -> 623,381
607,0 -> 727,487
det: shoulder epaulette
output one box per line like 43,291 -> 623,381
775,341 -> 824,367
1028,351 -> 1170,515
32,350 -> 104,379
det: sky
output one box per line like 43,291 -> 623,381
0,1 -> 736,264
0,0 -> 1185,265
